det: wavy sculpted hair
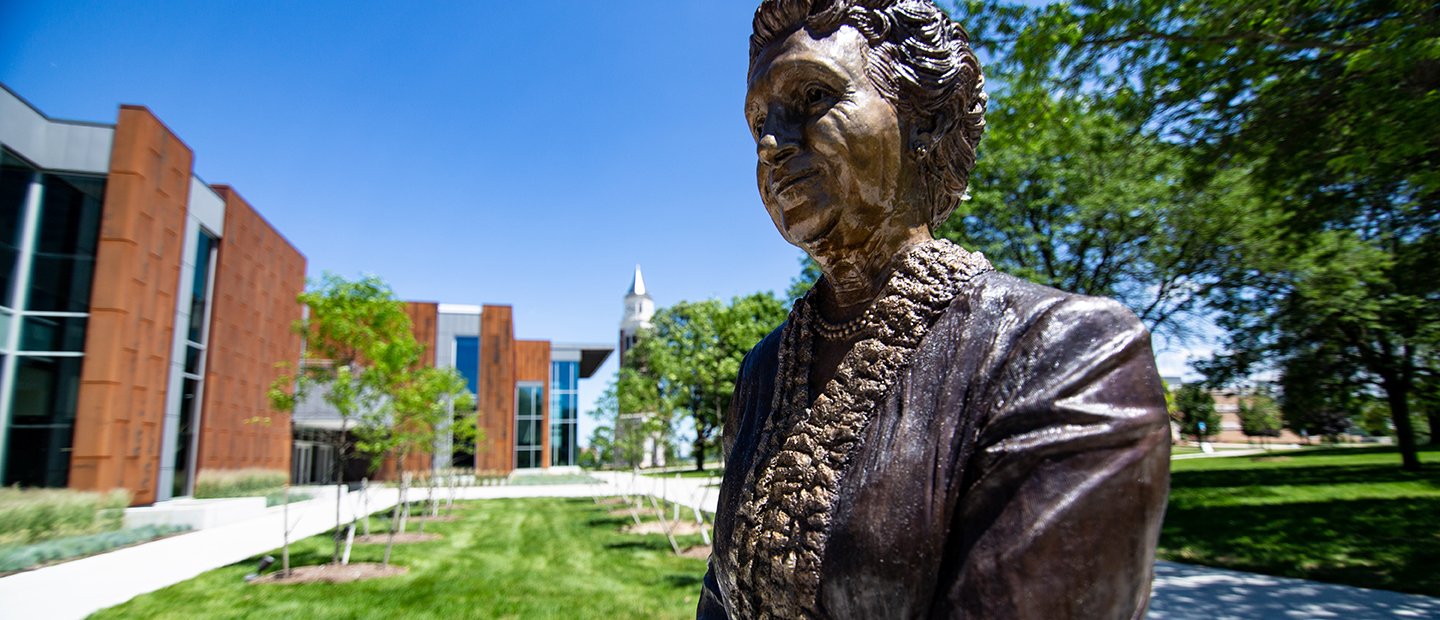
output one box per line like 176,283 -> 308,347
750,0 -> 986,229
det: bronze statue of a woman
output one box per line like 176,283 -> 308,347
698,1 -> 1171,617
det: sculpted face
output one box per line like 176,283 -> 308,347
745,26 -> 925,257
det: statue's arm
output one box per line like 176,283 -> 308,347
935,296 -> 1171,619
696,558 -> 730,619
697,334 -> 776,619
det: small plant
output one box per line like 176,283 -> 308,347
0,487 -> 130,545
194,469 -> 288,499
0,524 -> 190,572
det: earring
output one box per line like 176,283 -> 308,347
913,141 -> 929,160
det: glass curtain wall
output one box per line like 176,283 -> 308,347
514,383 -> 543,468
550,361 -> 578,467
0,150 -> 104,487
171,230 -> 217,498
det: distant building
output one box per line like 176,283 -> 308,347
291,303 -> 611,481
615,265 -> 664,468
0,85 -> 306,504
619,264 -> 654,367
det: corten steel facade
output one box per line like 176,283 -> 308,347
292,302 -> 610,479
0,85 -> 306,505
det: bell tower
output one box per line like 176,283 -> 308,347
619,264 -> 654,367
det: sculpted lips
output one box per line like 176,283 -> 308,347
770,168 -> 818,198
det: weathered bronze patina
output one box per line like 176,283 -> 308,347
698,1 -> 1171,618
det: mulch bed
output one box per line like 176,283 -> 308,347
353,533 -> 441,544
595,496 -> 628,506
409,514 -> 458,523
623,520 -> 703,536
680,545 -> 712,559
252,562 -> 407,584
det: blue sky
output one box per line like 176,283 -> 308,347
1,1 -> 1199,450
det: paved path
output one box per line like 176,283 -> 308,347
4,475 -> 1437,619
1150,561 -> 1440,619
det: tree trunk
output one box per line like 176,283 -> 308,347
1428,406 -> 1439,446
383,467 -> 406,566
1384,377 -> 1421,471
693,427 -> 707,472
332,420 -> 349,564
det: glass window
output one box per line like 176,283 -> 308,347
26,174 -> 103,313
186,232 -> 215,343
515,384 -> 543,468
19,315 -> 87,352
183,343 -> 205,376
454,336 -> 479,396
0,152 -> 35,309
172,378 -> 201,497
9,356 -> 83,425
3,424 -> 75,487
0,309 -> 12,350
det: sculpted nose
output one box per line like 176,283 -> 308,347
757,125 -> 799,168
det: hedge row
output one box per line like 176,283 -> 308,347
0,524 -> 190,573
0,488 -> 130,545
193,469 -> 288,499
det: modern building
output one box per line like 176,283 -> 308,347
0,85 -> 306,504
291,302 -> 612,480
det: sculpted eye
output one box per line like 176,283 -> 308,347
804,84 -> 833,110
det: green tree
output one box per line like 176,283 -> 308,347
1237,391 -> 1283,440
624,293 -> 787,471
355,366 -> 475,565
1277,343 -> 1363,441
588,375 -> 650,468
268,273 -> 418,564
1173,383 -> 1220,441
934,83 -> 1261,340
957,0 -> 1439,470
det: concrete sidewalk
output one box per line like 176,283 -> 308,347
1149,561 -> 1440,619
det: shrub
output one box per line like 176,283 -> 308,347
193,469 -> 288,499
0,524 -> 190,573
0,487 -> 130,545
264,490 -> 313,507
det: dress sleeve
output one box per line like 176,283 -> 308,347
696,558 -> 730,619
934,296 -> 1171,619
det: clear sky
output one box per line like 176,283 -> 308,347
0,1 -> 1199,451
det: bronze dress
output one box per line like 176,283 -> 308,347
697,240 -> 1170,619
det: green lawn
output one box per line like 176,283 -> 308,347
1161,445 -> 1440,596
92,498 -> 708,619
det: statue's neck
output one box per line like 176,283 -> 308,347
814,229 -> 933,321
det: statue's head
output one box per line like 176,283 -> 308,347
745,0 -> 985,254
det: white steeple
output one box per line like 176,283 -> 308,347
620,265 -> 655,365
628,264 -> 648,297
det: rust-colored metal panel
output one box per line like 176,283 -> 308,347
69,106 -> 193,505
515,340 -> 551,469
404,302 -> 438,367
197,186 -> 305,478
477,306 -> 514,472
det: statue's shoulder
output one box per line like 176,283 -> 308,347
958,270 -> 1146,336
739,321 -> 787,380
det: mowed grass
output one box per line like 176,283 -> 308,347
92,498 -> 708,619
1160,445 -> 1440,596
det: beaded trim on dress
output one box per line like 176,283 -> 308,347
720,239 -> 991,618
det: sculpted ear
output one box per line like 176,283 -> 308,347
908,109 -> 950,158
